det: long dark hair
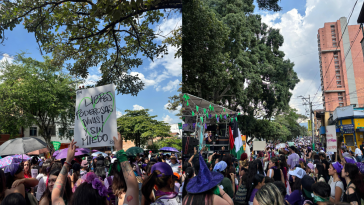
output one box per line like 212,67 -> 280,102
146,161 -> 157,176
40,168 -> 72,204
279,155 -> 288,170
183,189 -> 213,205
141,170 -> 172,204
255,159 -> 264,175
70,182 -> 107,205
315,163 -> 326,182
110,160 -> 127,197
0,169 -> 6,202
182,167 -> 194,199
242,161 -> 258,203
291,177 -> 302,192
344,163 -> 364,200
253,174 -> 265,187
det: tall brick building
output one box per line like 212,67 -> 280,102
318,17 -> 364,111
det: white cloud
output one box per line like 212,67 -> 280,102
78,74 -> 101,88
116,111 -> 122,118
0,53 -> 13,64
162,79 -> 180,92
149,45 -> 181,77
260,0 -> 364,114
133,104 -> 145,110
156,17 -> 182,41
163,115 -> 174,124
164,103 -> 181,115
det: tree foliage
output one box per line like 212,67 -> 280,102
0,0 -> 181,96
117,109 -> 171,147
183,0 -> 299,120
147,137 -> 182,151
0,54 -> 76,146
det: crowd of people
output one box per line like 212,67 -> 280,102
181,139 -> 364,205
0,133 -> 182,205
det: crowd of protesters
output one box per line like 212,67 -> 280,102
181,138 -> 364,205
0,132 -> 182,205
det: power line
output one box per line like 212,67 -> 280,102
311,0 -> 359,102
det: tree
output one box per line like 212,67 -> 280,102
0,0 -> 181,96
183,0 -> 299,120
117,109 -> 171,147
147,137 -> 182,151
0,54 -> 76,148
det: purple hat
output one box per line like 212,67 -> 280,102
4,163 -> 20,176
356,162 -> 364,174
186,154 -> 224,194
307,163 -> 314,170
299,158 -> 305,163
151,162 -> 173,177
344,157 -> 356,164
332,162 -> 343,174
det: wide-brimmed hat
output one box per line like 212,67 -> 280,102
186,154 -> 224,194
288,167 -> 306,179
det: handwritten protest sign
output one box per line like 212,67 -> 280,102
74,84 -> 117,148
253,141 -> 266,151
326,125 -> 337,152
31,169 -> 38,178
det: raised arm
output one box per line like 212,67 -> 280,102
51,140 -> 77,205
113,133 -> 139,205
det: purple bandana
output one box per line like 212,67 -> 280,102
155,190 -> 178,200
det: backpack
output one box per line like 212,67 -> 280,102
234,183 -> 248,205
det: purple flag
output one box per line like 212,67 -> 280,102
205,123 -> 207,129
224,115 -> 227,119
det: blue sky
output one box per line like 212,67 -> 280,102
253,0 -> 364,119
0,10 -> 182,125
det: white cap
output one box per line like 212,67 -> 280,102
112,151 -> 117,155
288,167 -> 306,179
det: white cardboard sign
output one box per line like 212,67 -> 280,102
74,84 -> 117,148
253,141 -> 266,151
31,169 -> 38,178
326,125 -> 337,152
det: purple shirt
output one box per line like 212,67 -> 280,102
287,190 -> 303,205
287,153 -> 299,169
249,188 -> 258,202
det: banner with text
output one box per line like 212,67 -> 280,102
74,84 -> 117,148
326,125 -> 337,152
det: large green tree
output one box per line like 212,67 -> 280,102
117,109 -> 171,147
0,54 -> 76,147
0,0 -> 181,96
183,0 -> 299,120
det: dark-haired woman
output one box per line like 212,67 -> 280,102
109,159 -> 127,205
0,169 -> 25,204
342,163 -> 364,204
39,168 -> 72,205
267,157 -> 284,184
314,163 -> 326,183
328,162 -> 344,203
248,174 -> 265,204
181,167 -> 194,200
23,161 -> 31,178
36,160 -> 51,201
286,168 -> 305,205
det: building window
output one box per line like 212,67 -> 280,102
337,81 -> 341,85
339,103 -> 344,107
30,127 -> 37,136
337,85 -> 342,88
336,76 -> 340,79
338,92 -> 342,96
339,97 -> 343,101
47,126 -> 56,136
68,129 -> 74,136
335,61 -> 339,64
333,43 -> 337,47
336,71 -> 340,74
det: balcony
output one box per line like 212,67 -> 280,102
321,48 -> 340,53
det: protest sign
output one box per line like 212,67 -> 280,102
326,125 -> 337,152
253,141 -> 266,151
276,143 -> 285,149
31,169 -> 38,178
74,84 -> 117,148
52,141 -> 61,151
288,142 -> 295,146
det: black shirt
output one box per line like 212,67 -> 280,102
360,144 -> 364,155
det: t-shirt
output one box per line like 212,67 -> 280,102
330,180 -> 344,202
355,148 -> 362,156
36,176 -> 47,201
249,188 -> 258,202
169,162 -> 180,173
287,190 -> 303,205
287,153 -> 299,169
220,177 -> 234,199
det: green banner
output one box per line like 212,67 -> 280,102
178,123 -> 182,129
52,141 -> 61,151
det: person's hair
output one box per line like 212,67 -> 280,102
272,181 -> 286,197
31,157 -> 39,166
315,163 -> 326,182
313,154 -> 320,161
40,161 -> 51,175
94,166 -> 106,180
344,163 -> 364,199
70,182 -> 107,205
222,154 -> 232,169
72,163 -> 81,183
255,183 -> 285,205
242,161 -> 257,192
270,157 -> 280,169
1,193 -> 26,205
142,170 -> 172,204
312,182 -> 330,198
40,168 -> 72,204
0,169 -> 6,202
146,161 -> 157,176
279,155 -> 288,170
264,176 -> 274,184
110,160 -> 127,197
182,189 -> 213,205
5,166 -> 23,189
319,153 -> 326,159
49,161 -> 62,174
23,160 -> 31,176
253,174 -> 265,187
182,167 -> 194,199
291,177 -> 302,192
255,159 -> 264,175
299,160 -> 306,169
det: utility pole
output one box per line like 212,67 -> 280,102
299,95 -> 315,151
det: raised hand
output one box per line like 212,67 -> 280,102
113,132 -> 123,151
66,139 -> 77,164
